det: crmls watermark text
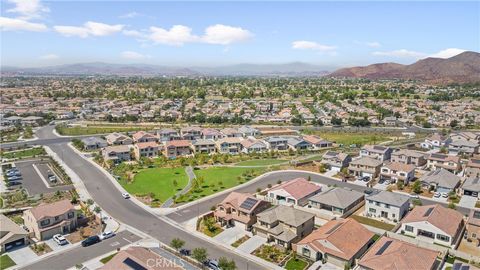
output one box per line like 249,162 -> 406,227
147,258 -> 185,268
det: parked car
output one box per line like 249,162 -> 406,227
433,192 -> 441,198
81,235 -> 101,247
99,231 -> 115,240
204,259 -> 219,270
122,193 -> 130,199
49,175 -> 57,182
180,249 -> 191,256
364,189 -> 374,195
6,171 -> 20,177
384,180 -> 391,185
7,175 -> 22,181
53,234 -> 68,245
409,193 -> 419,199
441,193 -> 448,198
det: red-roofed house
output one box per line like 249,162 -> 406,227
132,131 -> 158,143
266,178 -> 322,206
134,142 -> 160,160
164,140 -> 192,159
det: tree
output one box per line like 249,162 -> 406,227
93,206 -> 101,214
203,217 -> 217,233
449,119 -> 458,128
396,181 -> 404,190
192,247 -> 208,264
412,180 -> 422,194
170,238 -> 185,251
218,257 -> 236,270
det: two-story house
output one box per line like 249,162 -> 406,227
320,151 -> 352,172
426,153 -> 461,173
164,140 -> 192,159
133,142 -> 160,160
241,139 -> 268,154
390,149 -> 427,166
448,140 -> 479,156
80,137 -> 108,151
264,137 -> 289,151
421,133 -> 451,150
23,200 -> 77,240
364,191 -> 410,222
400,204 -> 465,247
132,131 -> 158,143
102,145 -> 131,163
464,158 -> 480,179
201,128 -> 224,140
192,139 -> 216,154
155,128 -> 180,142
287,137 -> 311,151
379,162 -> 416,184
348,157 -> 383,180
253,205 -> 315,249
214,192 -> 271,230
105,133 -> 133,145
180,127 -> 203,140
302,135 -> 332,149
360,145 -> 393,161
238,125 -> 260,137
266,178 -> 322,206
215,137 -> 243,155
308,187 -> 364,216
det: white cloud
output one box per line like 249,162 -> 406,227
429,48 -> 467,59
119,12 -> 141,19
54,21 -> 124,38
6,0 -> 49,20
201,24 -> 253,45
372,49 -> 426,59
39,54 -> 59,60
292,41 -> 336,51
121,51 -> 150,60
148,25 -> 197,46
365,41 -> 381,48
0,16 -> 47,31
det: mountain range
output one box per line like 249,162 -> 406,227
1,51 -> 479,84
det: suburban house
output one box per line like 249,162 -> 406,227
462,177 -> 480,198
359,145 -> 393,161
105,132 -> 133,145
348,157 -> 383,180
180,127 -> 202,140
103,145 -> 131,163
364,191 -> 410,222
308,187 -> 364,216
466,209 -> 480,247
156,128 -> 180,142
201,128 -> 224,140
80,137 -> 107,151
133,142 -> 160,160
215,137 -> 243,154
379,162 -> 416,184
238,125 -> 260,137
240,138 -> 268,154
450,132 -> 480,142
253,205 -> 315,249
0,214 -> 29,252
214,192 -> 271,230
302,135 -> 332,149
264,137 -> 289,151
132,131 -> 158,143
164,140 -> 192,159
294,218 -> 374,268
287,137 -> 311,151
390,149 -> 427,166
320,151 -> 351,172
192,139 -> 216,154
357,236 -> 440,270
400,204 -> 465,247
221,127 -> 242,138
421,133 -> 451,149
266,178 -> 322,206
23,200 -> 77,240
420,169 -> 461,194
426,153 -> 461,173
465,158 -> 480,179
100,246 -> 183,270
448,140 -> 479,156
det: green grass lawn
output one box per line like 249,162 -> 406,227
56,125 -> 153,136
1,147 -> 46,159
285,257 -> 308,270
309,132 -> 390,146
0,254 -> 16,270
235,159 -> 288,166
120,167 -> 188,203
351,215 -> 395,231
176,167 -> 263,203
100,252 -> 117,264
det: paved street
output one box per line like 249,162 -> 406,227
20,230 -> 141,270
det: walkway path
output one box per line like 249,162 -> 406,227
162,166 -> 196,207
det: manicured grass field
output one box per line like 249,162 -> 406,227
235,159 -> 288,166
0,254 -> 16,270
351,215 -> 395,231
120,167 -> 188,203
56,125 -> 153,136
285,257 -> 308,270
1,147 -> 46,159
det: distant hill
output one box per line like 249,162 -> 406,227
330,51 -> 480,84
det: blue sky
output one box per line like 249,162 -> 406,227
1,1 -> 479,68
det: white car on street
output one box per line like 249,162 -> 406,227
99,231 -> 115,240
53,234 -> 68,245
122,193 -> 130,199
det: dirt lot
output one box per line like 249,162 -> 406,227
66,220 -> 103,244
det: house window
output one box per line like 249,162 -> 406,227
302,247 -> 310,257
55,216 -> 60,221
385,204 -> 390,209
405,225 -> 414,232
436,234 -> 450,242
67,212 -> 74,219
369,208 -> 376,213
40,219 -> 50,226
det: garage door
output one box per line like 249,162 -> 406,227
5,238 -> 25,251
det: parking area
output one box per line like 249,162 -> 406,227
373,181 -> 390,190
13,159 -> 73,196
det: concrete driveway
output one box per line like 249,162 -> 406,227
44,238 -> 72,252
6,245 -> 38,265
458,196 -> 477,209
213,225 -> 246,245
236,235 -> 266,254
353,179 -> 369,187
373,182 -> 390,190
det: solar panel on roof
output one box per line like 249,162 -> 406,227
424,207 -> 434,217
123,258 -> 147,270
375,240 -> 393,255
240,198 -> 258,210
431,153 -> 446,159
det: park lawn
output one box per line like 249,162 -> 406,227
0,254 -> 16,270
285,257 -> 308,270
235,159 -> 288,166
56,125 -> 153,136
1,147 -> 46,159
120,167 -> 188,203
314,132 -> 390,146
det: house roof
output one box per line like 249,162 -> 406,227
132,131 -> 156,141
428,153 -> 460,163
362,145 -> 391,154
302,135 -> 329,145
401,204 -> 464,236
269,178 -> 321,200
81,136 -> 107,145
350,156 -> 383,167
309,187 -> 364,209
382,162 -> 416,172
0,214 -> 28,239
420,169 -> 461,189
104,145 -> 130,153
256,205 -> 314,227
218,192 -> 265,214
467,209 -> 480,227
165,140 -> 191,148
297,218 -> 374,260
358,236 -> 440,270
462,177 -> 480,192
367,191 -> 410,207
392,149 -> 426,158
100,246 -> 183,270
27,200 -> 74,220
135,141 -> 159,149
